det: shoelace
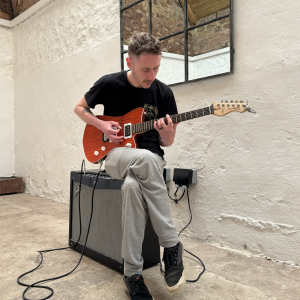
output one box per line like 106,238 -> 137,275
163,248 -> 178,271
128,277 -> 149,295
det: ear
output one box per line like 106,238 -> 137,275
126,57 -> 132,69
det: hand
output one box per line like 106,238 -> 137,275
97,120 -> 124,144
153,114 -> 178,147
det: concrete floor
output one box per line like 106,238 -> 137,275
1,193 -> 299,300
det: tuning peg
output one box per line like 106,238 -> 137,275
221,100 -> 223,103
230,100 -> 233,103
240,101 -> 244,103
247,106 -> 256,114
235,100 -> 239,103
217,104 -> 220,106
232,104 -> 235,107
225,100 -> 228,103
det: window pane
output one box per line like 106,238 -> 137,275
123,0 -> 145,7
188,17 -> 230,80
152,0 -> 184,39
187,0 -> 230,27
156,33 -> 185,85
123,1 -> 149,47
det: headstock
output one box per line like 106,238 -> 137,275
213,100 -> 256,116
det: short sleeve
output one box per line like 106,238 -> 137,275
84,76 -> 108,109
159,88 -> 178,118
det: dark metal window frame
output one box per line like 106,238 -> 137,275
120,0 -> 233,86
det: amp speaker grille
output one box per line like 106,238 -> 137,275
71,186 -> 123,263
69,170 -> 160,273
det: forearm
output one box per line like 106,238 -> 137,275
74,105 -> 105,130
159,135 -> 175,147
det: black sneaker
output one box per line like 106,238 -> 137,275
123,274 -> 154,300
162,241 -> 186,293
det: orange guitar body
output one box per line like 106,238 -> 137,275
83,107 -> 145,163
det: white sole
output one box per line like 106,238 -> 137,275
165,268 -> 186,294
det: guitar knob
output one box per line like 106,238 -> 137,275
101,146 -> 106,151
94,151 -> 99,156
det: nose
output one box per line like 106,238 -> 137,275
148,70 -> 156,81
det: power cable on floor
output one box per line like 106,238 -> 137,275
161,188 -> 206,283
17,160 -> 99,300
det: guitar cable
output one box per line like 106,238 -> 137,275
17,161 -> 204,299
160,188 -> 206,283
17,160 -> 100,300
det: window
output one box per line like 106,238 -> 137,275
120,0 -> 233,85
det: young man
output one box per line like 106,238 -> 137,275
74,32 -> 186,300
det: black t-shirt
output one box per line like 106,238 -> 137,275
84,71 -> 178,158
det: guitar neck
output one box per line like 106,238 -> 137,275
132,104 -> 214,134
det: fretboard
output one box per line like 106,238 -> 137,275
132,104 -> 214,134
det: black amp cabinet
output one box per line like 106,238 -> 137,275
69,170 -> 160,274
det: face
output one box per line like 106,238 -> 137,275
126,53 -> 161,89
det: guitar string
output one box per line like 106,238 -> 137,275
132,107 -> 212,134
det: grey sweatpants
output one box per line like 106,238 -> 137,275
105,147 -> 179,277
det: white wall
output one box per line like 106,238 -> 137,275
165,0 -> 300,265
12,0 -> 119,200
7,0 -> 300,265
0,26 -> 14,177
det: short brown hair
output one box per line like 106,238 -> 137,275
128,32 -> 162,57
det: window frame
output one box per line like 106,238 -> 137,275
119,0 -> 233,86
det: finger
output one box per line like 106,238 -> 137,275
109,136 -> 123,144
156,119 -> 162,128
166,115 -> 173,126
110,136 -> 124,144
111,121 -> 122,129
109,128 -> 121,135
158,118 -> 164,128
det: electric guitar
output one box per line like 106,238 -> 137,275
83,101 -> 255,163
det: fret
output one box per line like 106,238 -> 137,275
133,105 -> 213,134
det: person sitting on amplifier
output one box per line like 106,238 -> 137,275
74,31 -> 186,300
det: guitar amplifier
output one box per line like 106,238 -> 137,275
69,170 -> 160,273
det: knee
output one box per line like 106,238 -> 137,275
133,150 -> 158,171
122,174 -> 140,195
